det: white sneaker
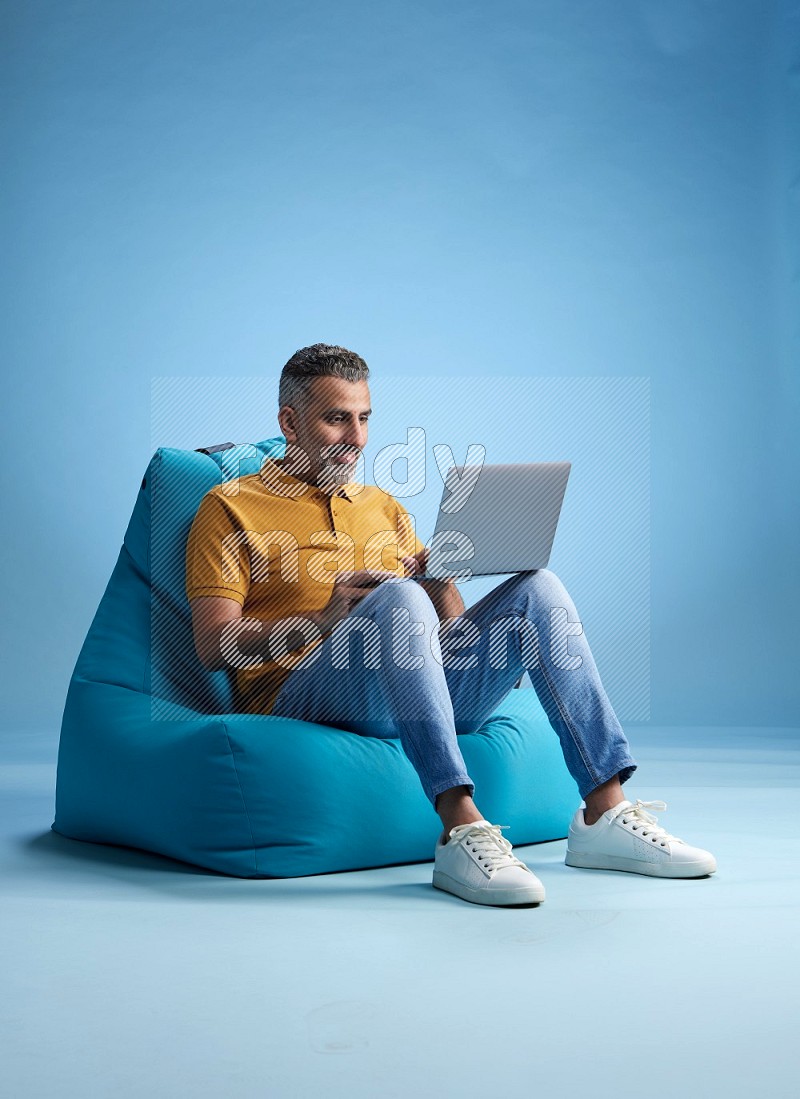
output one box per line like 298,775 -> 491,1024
432,820 -> 546,906
565,798 -> 717,878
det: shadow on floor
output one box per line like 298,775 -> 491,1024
27,829 -> 224,875
20,828 -> 558,908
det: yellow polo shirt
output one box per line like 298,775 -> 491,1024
185,457 -> 425,715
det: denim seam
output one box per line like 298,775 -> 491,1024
471,601 -> 601,789
377,667 -> 439,801
362,593 -> 448,804
518,583 -> 611,791
510,587 -> 633,795
504,584 -> 599,787
535,629 -> 601,791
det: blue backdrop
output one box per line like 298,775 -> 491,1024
1,0 -> 797,733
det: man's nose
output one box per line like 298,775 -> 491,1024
344,420 -> 367,449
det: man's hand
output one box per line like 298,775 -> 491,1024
402,546 -> 458,585
400,548 -> 465,619
313,568 -> 403,634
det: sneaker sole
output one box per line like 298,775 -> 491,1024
432,869 -> 545,906
565,849 -> 716,878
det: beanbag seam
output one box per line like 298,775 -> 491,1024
220,719 -> 258,875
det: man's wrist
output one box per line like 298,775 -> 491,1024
304,608 -> 321,631
306,607 -> 330,635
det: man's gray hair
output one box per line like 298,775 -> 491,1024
278,344 -> 370,410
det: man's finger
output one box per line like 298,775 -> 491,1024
351,572 -> 388,587
335,570 -> 374,588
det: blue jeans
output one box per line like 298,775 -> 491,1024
271,570 -> 637,809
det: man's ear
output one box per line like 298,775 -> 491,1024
278,405 -> 298,442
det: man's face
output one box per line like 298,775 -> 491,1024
278,376 -> 371,491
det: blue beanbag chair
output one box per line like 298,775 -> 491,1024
51,437 -> 577,877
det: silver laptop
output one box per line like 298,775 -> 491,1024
414,461 -> 571,581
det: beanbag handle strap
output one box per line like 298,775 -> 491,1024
195,442 -> 236,455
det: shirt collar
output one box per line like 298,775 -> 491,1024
260,458 -> 356,502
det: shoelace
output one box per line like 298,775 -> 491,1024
447,821 -> 530,873
609,799 -> 683,847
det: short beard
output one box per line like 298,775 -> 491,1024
318,461 -> 353,490
317,445 -> 360,492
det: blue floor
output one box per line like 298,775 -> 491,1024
2,725 -> 797,1098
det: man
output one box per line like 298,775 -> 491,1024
186,343 -> 717,906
